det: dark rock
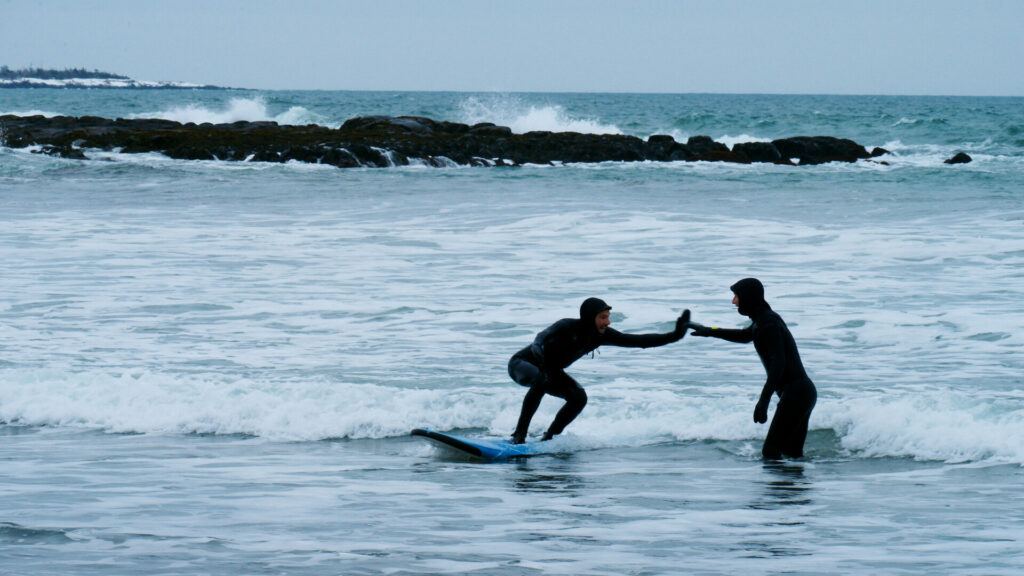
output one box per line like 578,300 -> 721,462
347,143 -> 393,167
319,147 -> 360,168
470,123 -> 512,136
686,135 -> 729,155
384,117 -> 433,133
772,136 -> 870,165
732,142 -> 784,164
0,113 -> 878,170
682,136 -> 744,163
869,147 -> 890,157
438,121 -> 469,134
646,134 -> 675,145
34,143 -> 87,159
684,136 -> 746,162
644,135 -> 682,161
339,116 -> 387,131
944,152 -> 972,164
340,115 -> 438,134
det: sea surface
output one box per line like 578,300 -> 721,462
1,89 -> 1022,575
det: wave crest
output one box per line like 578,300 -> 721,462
458,95 -> 621,135
1,368 -> 1020,464
133,96 -> 322,126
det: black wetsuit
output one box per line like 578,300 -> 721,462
509,311 -> 682,440
701,304 -> 817,459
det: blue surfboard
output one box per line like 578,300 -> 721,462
411,428 -> 545,460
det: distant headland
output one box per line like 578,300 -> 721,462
0,66 -> 239,90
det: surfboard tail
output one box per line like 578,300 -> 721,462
411,428 -> 485,457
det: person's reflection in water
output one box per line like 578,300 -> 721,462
511,456 -> 584,495
741,461 -> 814,558
750,460 -> 812,510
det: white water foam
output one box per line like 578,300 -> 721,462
870,139 -> 1001,168
133,96 -> 322,126
1,163 -> 1021,463
1,367 -> 1020,464
712,133 -> 771,149
458,95 -> 621,135
0,108 -> 60,118
827,392 -> 1024,464
0,369 -> 504,441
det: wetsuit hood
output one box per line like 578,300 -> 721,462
579,297 -> 612,332
731,277 -> 771,317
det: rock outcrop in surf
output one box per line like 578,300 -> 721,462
944,152 -> 973,164
0,114 -> 889,168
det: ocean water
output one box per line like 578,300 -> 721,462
1,89 -> 1022,575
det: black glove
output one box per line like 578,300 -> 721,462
753,401 -> 769,424
690,323 -> 714,337
674,309 -> 691,337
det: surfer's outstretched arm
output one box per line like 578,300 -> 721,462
690,323 -> 754,344
603,309 -> 691,348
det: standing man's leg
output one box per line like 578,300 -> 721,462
509,357 -> 548,443
762,418 -> 785,459
762,386 -> 816,459
783,387 -> 816,458
542,372 -> 588,439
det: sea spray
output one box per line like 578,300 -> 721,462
457,94 -> 622,135
133,96 -> 323,126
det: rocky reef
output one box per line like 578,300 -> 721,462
0,114 -> 890,168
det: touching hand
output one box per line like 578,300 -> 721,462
690,323 -> 714,337
674,309 -> 691,337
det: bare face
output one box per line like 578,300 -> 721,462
594,310 -> 611,334
732,293 -> 740,308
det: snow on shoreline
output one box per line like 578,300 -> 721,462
0,77 -> 232,89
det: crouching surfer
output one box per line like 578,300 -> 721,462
508,297 -> 690,444
690,278 -> 817,459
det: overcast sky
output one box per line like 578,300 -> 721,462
2,0 -> 1022,95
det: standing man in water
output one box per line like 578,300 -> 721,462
690,278 -> 817,459
508,298 -> 690,444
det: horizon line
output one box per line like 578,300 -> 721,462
4,84 -> 1023,99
